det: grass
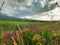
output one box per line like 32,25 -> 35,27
1,27 -> 60,45
0,20 -> 60,34
0,20 -> 60,45
0,20 -> 39,32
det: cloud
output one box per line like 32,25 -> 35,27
0,0 -> 60,21
0,0 -> 57,15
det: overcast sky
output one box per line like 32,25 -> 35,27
0,0 -> 60,21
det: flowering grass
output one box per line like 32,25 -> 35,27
0,27 -> 60,45
0,21 -> 60,45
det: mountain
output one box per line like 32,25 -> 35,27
0,13 -> 34,21
0,13 -> 21,21
0,13 -> 40,21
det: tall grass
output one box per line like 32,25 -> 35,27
0,24 -> 60,45
0,21 -> 60,45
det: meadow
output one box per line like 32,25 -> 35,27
0,20 -> 60,45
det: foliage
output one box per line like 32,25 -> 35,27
0,26 -> 60,45
0,21 -> 60,45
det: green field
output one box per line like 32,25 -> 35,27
0,20 -> 40,34
0,20 -> 40,30
0,20 -> 60,45
0,21 -> 60,33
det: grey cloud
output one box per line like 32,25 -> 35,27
0,0 -> 57,18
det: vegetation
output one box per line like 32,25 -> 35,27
0,21 -> 60,45
0,1 -> 5,11
0,0 -> 60,45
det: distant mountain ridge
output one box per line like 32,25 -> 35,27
0,13 -> 21,20
0,13 -> 40,21
0,13 -> 33,21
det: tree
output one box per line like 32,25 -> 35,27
0,1 -> 5,11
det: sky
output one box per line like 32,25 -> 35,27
0,0 -> 60,21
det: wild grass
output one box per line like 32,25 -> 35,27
1,27 -> 60,45
0,21 -> 60,45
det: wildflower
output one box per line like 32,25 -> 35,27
32,35 -> 41,41
13,30 -> 17,36
23,28 -> 28,32
52,31 -> 58,37
37,42 -> 42,45
30,25 -> 37,31
6,33 -> 11,39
